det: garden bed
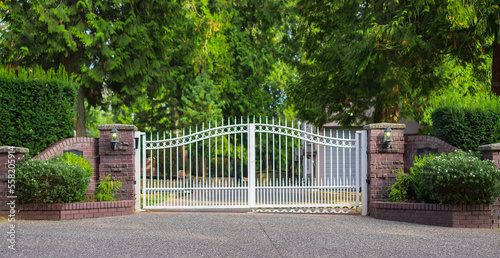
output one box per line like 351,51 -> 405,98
17,200 -> 134,220
370,200 -> 500,229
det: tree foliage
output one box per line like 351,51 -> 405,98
284,0 -> 499,127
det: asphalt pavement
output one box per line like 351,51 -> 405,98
2,212 -> 500,257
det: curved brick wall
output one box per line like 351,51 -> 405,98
35,137 -> 99,194
404,135 -> 458,172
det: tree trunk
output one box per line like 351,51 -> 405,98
75,85 -> 87,137
60,51 -> 86,137
492,38 -> 500,96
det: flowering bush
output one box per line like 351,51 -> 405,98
412,151 -> 500,205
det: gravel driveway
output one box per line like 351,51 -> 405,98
2,212 -> 500,257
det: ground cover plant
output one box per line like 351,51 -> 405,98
388,151 -> 500,205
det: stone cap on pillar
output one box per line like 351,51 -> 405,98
97,124 -> 138,131
478,143 -> 500,151
362,123 -> 406,130
0,146 -> 29,154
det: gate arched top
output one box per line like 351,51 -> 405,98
254,123 -> 356,148
145,123 -> 356,149
145,124 -> 249,150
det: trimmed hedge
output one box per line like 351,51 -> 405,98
431,107 -> 500,150
0,66 -> 77,155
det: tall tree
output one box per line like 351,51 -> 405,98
112,0 -> 290,131
1,0 -> 187,135
284,0 -> 498,127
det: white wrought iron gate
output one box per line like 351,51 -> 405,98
139,118 -> 367,214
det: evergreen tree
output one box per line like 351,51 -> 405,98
284,0 -> 498,127
1,0 -> 188,135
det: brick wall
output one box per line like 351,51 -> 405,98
18,200 -> 133,220
404,135 -> 458,172
478,143 -> 500,169
371,201 -> 500,229
35,137 -> 99,194
363,123 -> 405,204
97,124 -> 137,201
0,123 -> 138,220
0,147 -> 29,217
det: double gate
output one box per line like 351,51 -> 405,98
139,118 -> 367,214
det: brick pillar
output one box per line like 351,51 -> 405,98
478,143 -> 500,169
97,124 -> 137,201
362,123 -> 405,208
0,146 -> 29,217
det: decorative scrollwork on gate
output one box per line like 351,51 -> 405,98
254,123 -> 356,148
145,124 -> 248,149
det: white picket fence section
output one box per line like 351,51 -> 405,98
138,117 -> 367,214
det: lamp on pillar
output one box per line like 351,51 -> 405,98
383,126 -> 393,149
110,127 -> 119,150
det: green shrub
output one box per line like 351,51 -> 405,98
413,151 -> 500,205
16,157 -> 91,204
61,152 -> 93,178
94,175 -> 122,202
388,154 -> 436,202
0,66 -> 78,155
387,169 -> 412,202
431,107 -> 500,150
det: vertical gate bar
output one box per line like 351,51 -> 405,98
279,118 -> 282,188
248,123 -> 256,208
303,123 -> 306,185
176,130 -> 179,189
259,116 -> 262,187
149,132 -> 153,208
360,130 -> 367,215
142,133 -> 146,209
291,121 -> 294,186
285,120 -> 288,204
215,119 -> 218,182
182,128 -> 185,190
315,126 -> 319,206
240,117 -> 243,190
342,130 -> 346,188
349,131 -> 352,203
272,117 -> 275,186
161,131 -> 165,207
189,127 -> 192,195
336,130 -> 339,185
306,125 -> 314,187
330,129 -> 333,187
222,119 -> 224,181
156,132 -> 159,191
169,130 -> 172,183
209,121 -> 211,188
162,132 -> 165,192
228,119 -> 231,195
297,122 -> 300,187
323,128 -> 326,189
234,118 -> 237,190
266,117 -> 268,187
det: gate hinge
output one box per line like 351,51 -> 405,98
366,178 -> 371,185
